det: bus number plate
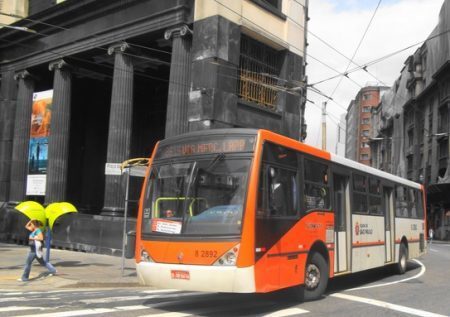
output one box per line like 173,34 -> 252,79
171,270 -> 190,280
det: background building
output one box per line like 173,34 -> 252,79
371,0 -> 450,240
0,0 -> 309,252
345,86 -> 388,165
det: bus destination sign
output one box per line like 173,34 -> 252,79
155,135 -> 255,159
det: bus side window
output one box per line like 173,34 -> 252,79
352,174 -> 368,214
395,186 -> 408,218
268,167 -> 297,217
416,190 -> 424,219
303,159 -> 330,212
408,188 -> 418,218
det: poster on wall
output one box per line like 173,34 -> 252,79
26,90 -> 53,196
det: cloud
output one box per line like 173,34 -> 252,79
304,0 -> 445,152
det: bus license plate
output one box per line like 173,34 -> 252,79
171,270 -> 190,280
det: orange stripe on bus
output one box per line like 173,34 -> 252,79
352,241 -> 385,248
259,130 -> 332,161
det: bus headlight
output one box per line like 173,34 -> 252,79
213,244 -> 240,266
141,249 -> 154,262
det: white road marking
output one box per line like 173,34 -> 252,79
0,306 -> 44,313
142,289 -> 181,294
141,313 -> 191,317
331,293 -> 447,317
262,307 -> 310,316
347,259 -> 426,291
79,291 -> 199,304
0,296 -> 60,303
429,248 -> 438,252
142,302 -> 308,317
14,305 -> 149,317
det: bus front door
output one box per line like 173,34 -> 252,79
383,187 -> 394,263
333,173 -> 351,273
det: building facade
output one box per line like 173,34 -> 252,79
0,0 -> 308,251
371,0 -> 450,240
345,86 -> 388,165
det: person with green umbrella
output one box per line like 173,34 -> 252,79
18,219 -> 57,282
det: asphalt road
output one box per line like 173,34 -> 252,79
1,243 -> 449,317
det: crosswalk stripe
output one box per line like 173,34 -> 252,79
141,289 -> 181,294
0,296 -> 60,303
14,305 -> 150,317
0,306 -> 44,313
141,313 -> 191,317
79,291 -> 199,304
262,307 -> 310,316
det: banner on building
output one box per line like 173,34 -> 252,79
26,90 -> 53,196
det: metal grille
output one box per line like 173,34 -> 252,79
238,35 -> 281,110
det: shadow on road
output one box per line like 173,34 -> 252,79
52,260 -> 113,268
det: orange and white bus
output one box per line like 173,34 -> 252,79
135,129 -> 426,300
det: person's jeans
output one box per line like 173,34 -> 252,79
21,250 -> 56,280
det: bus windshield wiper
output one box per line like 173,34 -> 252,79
206,153 -> 225,171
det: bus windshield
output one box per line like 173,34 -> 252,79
141,156 -> 251,236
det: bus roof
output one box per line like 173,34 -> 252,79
259,129 -> 422,190
157,128 -> 421,190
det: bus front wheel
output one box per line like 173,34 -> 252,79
303,252 -> 329,301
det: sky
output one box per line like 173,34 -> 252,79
304,0 -> 445,153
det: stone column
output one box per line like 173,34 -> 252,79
9,71 -> 34,204
102,43 -> 134,216
45,59 -> 72,204
164,24 -> 192,137
0,70 -> 18,202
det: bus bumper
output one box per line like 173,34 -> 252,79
136,262 -> 256,293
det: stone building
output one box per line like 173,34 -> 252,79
0,0 -> 308,251
345,86 -> 388,165
371,0 -> 450,240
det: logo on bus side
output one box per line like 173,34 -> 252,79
355,222 -> 373,235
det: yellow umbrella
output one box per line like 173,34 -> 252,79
14,201 -> 46,227
45,202 -> 77,230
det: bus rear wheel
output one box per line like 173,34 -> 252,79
395,243 -> 408,274
303,252 -> 329,301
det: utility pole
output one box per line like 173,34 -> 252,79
322,101 -> 327,150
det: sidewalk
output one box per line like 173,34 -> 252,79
0,242 -> 142,291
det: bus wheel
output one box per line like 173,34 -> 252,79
395,243 -> 408,274
303,252 -> 329,301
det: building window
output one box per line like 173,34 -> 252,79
362,106 -> 371,113
438,105 -> 448,133
407,155 -> 413,180
362,93 -> 372,101
361,142 -> 369,148
361,130 -> 369,137
250,0 -> 285,18
239,35 -> 282,110
408,128 -> 414,148
360,154 -> 369,160
361,118 -> 370,124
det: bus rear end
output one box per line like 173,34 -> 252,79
135,130 -> 259,293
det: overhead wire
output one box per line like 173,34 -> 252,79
1,4 -> 444,140
286,1 -> 388,87
328,0 -> 382,100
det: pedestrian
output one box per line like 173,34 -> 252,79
428,227 -> 434,245
18,219 -> 57,282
